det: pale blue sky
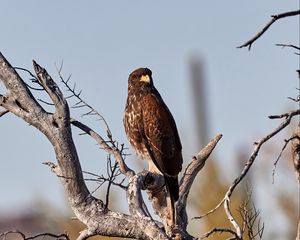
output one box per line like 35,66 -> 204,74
0,0 -> 299,237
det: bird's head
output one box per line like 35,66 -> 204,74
128,68 -> 153,90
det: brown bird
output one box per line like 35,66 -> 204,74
123,67 -> 183,225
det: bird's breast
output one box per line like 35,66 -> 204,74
124,94 -> 150,160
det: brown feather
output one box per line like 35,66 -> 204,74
141,93 -> 182,177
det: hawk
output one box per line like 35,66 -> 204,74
123,67 -> 183,225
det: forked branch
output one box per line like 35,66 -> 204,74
237,10 -> 300,50
195,109 -> 300,238
70,118 -> 134,178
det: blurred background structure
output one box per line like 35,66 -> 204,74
0,1 -> 299,239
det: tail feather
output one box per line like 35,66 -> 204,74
165,176 -> 179,226
165,175 -> 179,201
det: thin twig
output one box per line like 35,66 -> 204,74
276,44 -> 300,51
37,98 -> 55,106
55,64 -> 113,138
288,96 -> 300,102
70,118 -> 134,178
14,66 -> 45,91
83,170 -> 127,190
238,189 -> 264,239
268,113 -> 290,119
237,10 -> 300,50
105,156 -> 120,208
200,228 -> 240,239
272,136 -> 299,183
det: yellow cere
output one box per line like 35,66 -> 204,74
140,75 -> 150,82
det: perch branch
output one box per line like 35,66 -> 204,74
237,10 -> 300,50
127,171 -> 169,240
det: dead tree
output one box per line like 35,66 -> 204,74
0,52 -> 223,239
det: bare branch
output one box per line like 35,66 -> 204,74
127,171 -> 169,240
56,66 -> 113,138
224,197 -> 242,238
70,118 -> 134,178
241,203 -> 264,239
177,134 -> 222,228
14,66 -> 44,91
179,134 -> 223,198
220,109 -> 300,235
14,66 -> 40,83
268,113 -> 289,119
193,199 -> 225,220
272,136 -> 299,183
105,156 -> 120,208
0,230 -> 69,240
226,109 -> 300,199
288,96 -> 300,102
83,170 -> 127,190
38,98 -> 55,106
200,228 -> 240,239
33,60 -> 69,119
237,10 -> 300,50
195,109 -> 300,229
0,109 -> 9,117
0,53 -> 45,122
276,43 -> 300,51
238,190 -> 264,240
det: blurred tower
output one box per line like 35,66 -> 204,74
189,56 -> 210,148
